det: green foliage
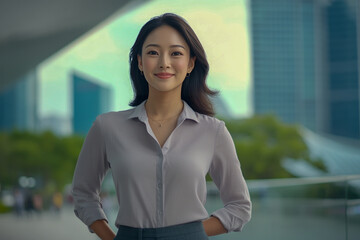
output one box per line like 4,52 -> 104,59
0,200 -> 12,213
222,114 -> 326,179
0,130 -> 84,191
1,114 -> 326,188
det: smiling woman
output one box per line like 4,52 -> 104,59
71,13 -> 251,240
129,13 -> 218,116
137,25 -> 195,97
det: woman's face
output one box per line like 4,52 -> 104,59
138,25 -> 195,95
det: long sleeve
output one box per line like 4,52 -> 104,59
209,121 -> 252,232
71,116 -> 110,232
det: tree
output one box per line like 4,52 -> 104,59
0,130 -> 84,192
222,114 -> 325,179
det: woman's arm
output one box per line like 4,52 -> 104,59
208,121 -> 252,232
202,216 -> 227,236
90,220 -> 116,240
72,116 -> 111,233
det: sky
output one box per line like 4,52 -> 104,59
38,0 -> 252,119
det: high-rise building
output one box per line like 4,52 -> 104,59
72,72 -> 112,135
251,0 -> 320,130
0,69 -> 38,132
250,0 -> 360,139
323,0 -> 360,139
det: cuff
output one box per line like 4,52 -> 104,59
211,208 -> 245,232
74,207 -> 109,233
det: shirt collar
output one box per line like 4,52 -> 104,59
127,100 -> 199,123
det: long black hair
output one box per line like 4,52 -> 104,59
129,13 -> 218,116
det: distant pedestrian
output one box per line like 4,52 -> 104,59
33,193 -> 43,216
52,192 -> 63,214
14,189 -> 24,217
24,192 -> 35,217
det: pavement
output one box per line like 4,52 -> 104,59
1,199 -> 359,240
0,206 -> 98,240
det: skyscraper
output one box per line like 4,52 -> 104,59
0,69 -> 38,131
72,72 -> 112,135
323,0 -> 360,139
251,0 -> 360,139
251,0 -> 319,130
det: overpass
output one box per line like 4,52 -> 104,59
0,0 -> 146,91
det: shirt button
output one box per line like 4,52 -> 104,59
158,183 -> 162,188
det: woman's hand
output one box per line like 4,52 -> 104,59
90,219 -> 116,240
202,216 -> 228,236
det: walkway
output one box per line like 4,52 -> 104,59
0,206 -> 97,240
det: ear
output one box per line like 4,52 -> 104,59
137,55 -> 143,71
187,56 -> 196,73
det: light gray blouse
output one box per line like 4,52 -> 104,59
71,100 -> 251,233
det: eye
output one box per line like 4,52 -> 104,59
147,50 -> 158,55
172,51 -> 183,56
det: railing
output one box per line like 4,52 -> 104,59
206,175 -> 360,240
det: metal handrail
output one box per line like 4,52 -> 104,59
206,175 -> 360,193
246,175 -> 360,189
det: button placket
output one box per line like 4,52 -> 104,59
155,119 -> 184,227
156,151 -> 164,226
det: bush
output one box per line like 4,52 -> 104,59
0,201 -> 12,214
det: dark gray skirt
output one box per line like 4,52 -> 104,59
114,221 -> 209,240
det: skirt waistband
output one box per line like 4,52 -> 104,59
116,221 -> 204,238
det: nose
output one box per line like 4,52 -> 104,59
159,54 -> 170,69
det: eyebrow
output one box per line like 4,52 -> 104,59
144,44 -> 185,49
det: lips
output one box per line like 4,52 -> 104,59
155,73 -> 174,79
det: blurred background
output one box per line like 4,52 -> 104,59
0,0 -> 359,239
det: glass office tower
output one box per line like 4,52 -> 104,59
72,72 -> 112,135
251,0 -> 360,139
0,69 -> 38,132
324,0 -> 360,139
251,0 -> 318,130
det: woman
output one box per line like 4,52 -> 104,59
72,13 -> 251,240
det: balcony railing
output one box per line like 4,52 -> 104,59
206,175 -> 360,240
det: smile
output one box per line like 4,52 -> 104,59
155,73 -> 174,79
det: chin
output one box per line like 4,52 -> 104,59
150,83 -> 183,93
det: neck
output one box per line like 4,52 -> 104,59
145,89 -> 184,119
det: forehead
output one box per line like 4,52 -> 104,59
143,25 -> 189,48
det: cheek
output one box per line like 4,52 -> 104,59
174,60 -> 189,72
142,58 -> 156,71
